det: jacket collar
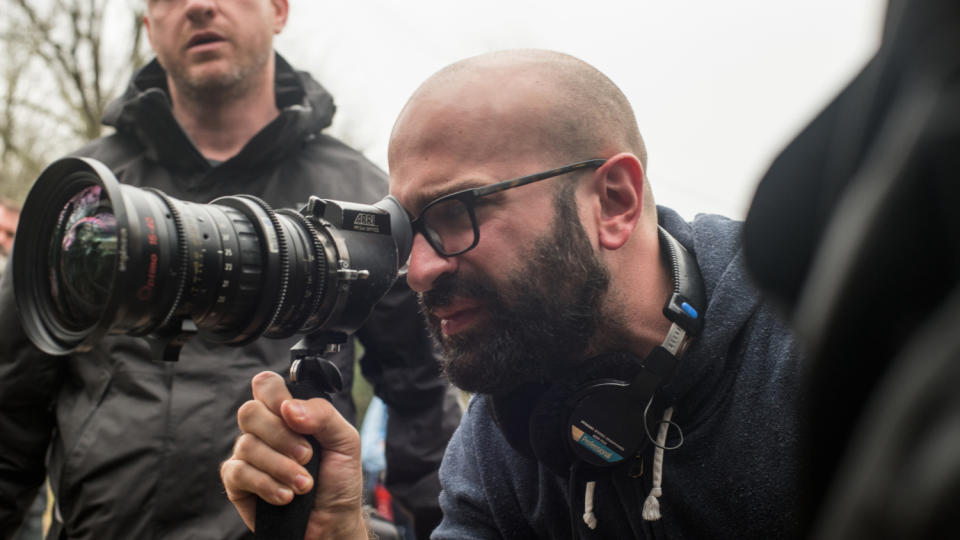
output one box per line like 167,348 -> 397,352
101,53 -> 336,170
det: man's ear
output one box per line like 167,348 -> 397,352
143,13 -> 154,49
594,153 -> 644,250
272,0 -> 289,33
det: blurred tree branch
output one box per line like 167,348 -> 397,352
0,0 -> 147,203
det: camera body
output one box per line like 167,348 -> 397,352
12,157 -> 412,360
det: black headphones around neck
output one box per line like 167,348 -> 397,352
491,226 -> 706,474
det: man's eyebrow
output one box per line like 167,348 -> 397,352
410,178 -> 490,216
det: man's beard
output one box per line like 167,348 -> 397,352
164,47 -> 271,104
419,190 -> 622,395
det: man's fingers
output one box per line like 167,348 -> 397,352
243,371 -> 313,467
224,375 -> 366,539
280,398 -> 361,456
221,451 -> 296,506
232,432 -> 315,495
237,398 -> 314,466
250,371 -> 358,459
250,371 -> 292,415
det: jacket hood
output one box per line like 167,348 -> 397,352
101,53 -> 336,168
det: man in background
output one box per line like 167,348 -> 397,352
0,198 -> 18,273
0,0 -> 459,538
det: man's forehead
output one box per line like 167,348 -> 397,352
390,148 -> 559,218
0,207 -> 18,223
390,67 -> 557,150
405,177 -> 488,215
390,122 -> 538,211
390,160 -> 491,215
388,60 -> 569,213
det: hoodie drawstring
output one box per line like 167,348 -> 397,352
583,480 -> 598,530
642,406 -> 674,521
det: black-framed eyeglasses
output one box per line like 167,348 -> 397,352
410,158 -> 606,257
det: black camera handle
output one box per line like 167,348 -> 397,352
254,332 -> 347,540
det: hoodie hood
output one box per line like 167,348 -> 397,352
101,53 -> 336,170
656,207 -> 761,409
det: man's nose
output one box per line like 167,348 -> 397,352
405,234 -> 458,293
184,0 -> 216,23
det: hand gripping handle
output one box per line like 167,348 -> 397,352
254,358 -> 343,540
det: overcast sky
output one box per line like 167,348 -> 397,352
275,0 -> 887,220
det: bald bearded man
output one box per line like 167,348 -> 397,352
221,49 -> 805,539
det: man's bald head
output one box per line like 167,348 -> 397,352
389,49 -> 647,172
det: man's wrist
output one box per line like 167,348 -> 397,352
303,507 -> 369,540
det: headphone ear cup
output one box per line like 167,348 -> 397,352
565,379 -> 651,468
528,377 -> 649,472
490,353 -> 651,474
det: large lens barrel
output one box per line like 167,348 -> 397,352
12,157 -> 411,357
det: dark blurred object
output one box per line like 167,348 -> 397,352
743,0 -> 960,538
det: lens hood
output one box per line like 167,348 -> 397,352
13,157 -> 133,354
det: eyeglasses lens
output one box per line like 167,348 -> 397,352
422,198 -> 475,255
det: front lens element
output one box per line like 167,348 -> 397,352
50,185 -> 118,328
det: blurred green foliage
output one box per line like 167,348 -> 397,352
352,340 -> 374,428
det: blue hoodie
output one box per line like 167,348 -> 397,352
433,206 -> 805,539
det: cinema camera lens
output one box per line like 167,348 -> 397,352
12,157 -> 412,359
